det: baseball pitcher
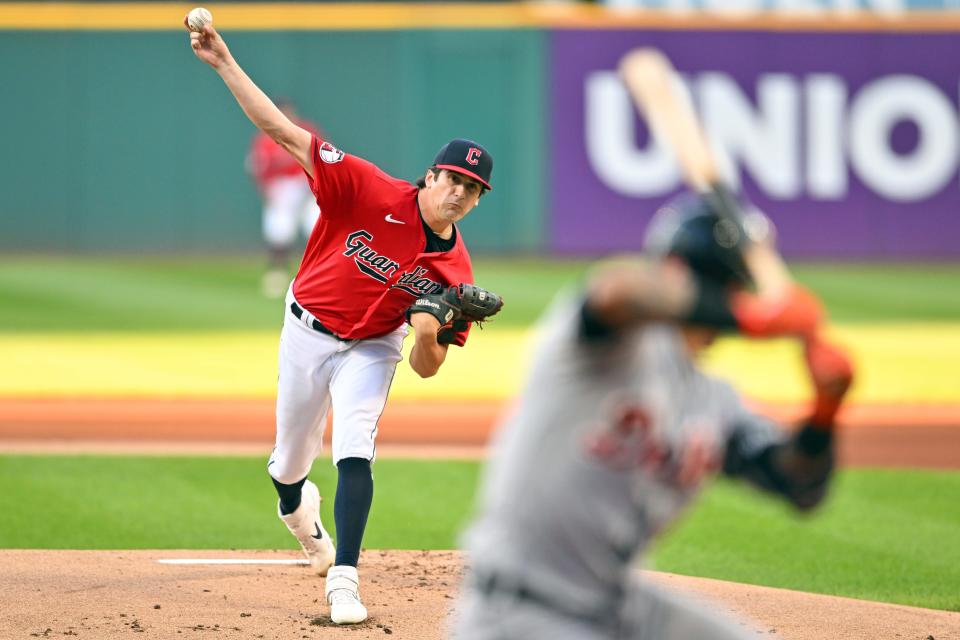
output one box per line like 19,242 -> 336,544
452,191 -> 854,640
186,20 -> 503,625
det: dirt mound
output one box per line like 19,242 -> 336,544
2,549 -> 957,639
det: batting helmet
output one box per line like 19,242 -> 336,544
643,192 -> 753,288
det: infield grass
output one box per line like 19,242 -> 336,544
1,455 -> 958,612
0,455 -> 481,551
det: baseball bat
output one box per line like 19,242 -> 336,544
618,48 -> 793,299
619,48 -> 720,193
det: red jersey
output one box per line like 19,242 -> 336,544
247,119 -> 322,191
293,136 -> 474,345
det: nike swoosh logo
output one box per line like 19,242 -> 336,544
312,523 -> 323,540
385,213 -> 404,224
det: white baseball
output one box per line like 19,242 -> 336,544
186,7 -> 212,32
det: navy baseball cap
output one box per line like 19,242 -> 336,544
432,139 -> 493,190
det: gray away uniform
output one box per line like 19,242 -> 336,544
453,294 -> 783,640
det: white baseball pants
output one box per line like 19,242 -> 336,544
267,288 -> 407,484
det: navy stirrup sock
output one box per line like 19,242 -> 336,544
272,476 -> 307,516
334,457 -> 374,567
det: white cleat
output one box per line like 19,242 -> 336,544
325,565 -> 368,624
278,480 -> 335,576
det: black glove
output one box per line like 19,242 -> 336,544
405,283 -> 504,345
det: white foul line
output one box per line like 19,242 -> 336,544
158,558 -> 310,565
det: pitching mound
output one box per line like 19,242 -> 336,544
2,549 -> 957,639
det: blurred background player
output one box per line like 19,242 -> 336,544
246,99 -> 324,298
187,20 -> 501,626
452,189 -> 854,640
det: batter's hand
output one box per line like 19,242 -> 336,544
186,21 -> 232,70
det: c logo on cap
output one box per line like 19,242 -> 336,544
466,148 -> 482,166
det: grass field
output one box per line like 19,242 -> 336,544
1,256 -> 959,331
2,257 -> 959,402
1,455 -> 958,611
1,256 -> 959,614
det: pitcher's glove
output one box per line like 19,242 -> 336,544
405,283 -> 504,345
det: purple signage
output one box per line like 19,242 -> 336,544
549,30 -> 960,258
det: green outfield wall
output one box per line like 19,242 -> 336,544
0,26 -> 546,252
5,4 -> 960,257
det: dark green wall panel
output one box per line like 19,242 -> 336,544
0,30 -> 546,253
